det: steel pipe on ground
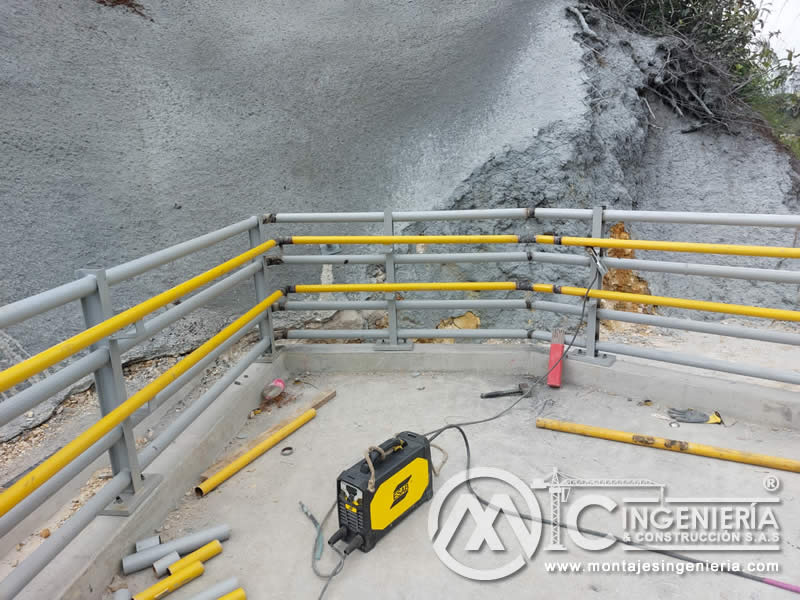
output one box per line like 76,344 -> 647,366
186,577 -> 239,600
122,525 -> 231,574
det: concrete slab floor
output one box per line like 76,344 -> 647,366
109,371 -> 800,599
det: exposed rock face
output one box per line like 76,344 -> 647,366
1,1 -> 798,436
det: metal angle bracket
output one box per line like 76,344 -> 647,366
100,473 -> 163,517
567,349 -> 616,367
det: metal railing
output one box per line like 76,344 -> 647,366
0,207 -> 799,597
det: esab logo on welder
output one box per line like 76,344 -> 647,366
329,431 -> 433,554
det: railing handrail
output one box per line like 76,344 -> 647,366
1,206 -> 799,598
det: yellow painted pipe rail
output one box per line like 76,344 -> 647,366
536,417 -> 800,473
195,408 -> 316,496
132,561 -> 204,600
167,540 -> 222,576
292,282 -> 517,293
0,239 -> 278,394
287,281 -> 800,322
2,233 -> 798,394
219,590 -> 247,600
288,235 -> 519,245
537,284 -> 800,322
0,291 -> 283,518
283,234 -> 800,259
535,235 -> 800,259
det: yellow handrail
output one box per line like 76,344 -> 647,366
292,281 -> 800,322
292,282 -> 516,293
535,235 -> 800,259
289,235 -> 519,245
3,233 -> 799,394
285,234 -> 800,259
0,291 -> 283,518
0,239 -> 277,394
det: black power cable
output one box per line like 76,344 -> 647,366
310,270 -> 600,599
425,271 -> 789,589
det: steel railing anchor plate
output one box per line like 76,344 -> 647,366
100,473 -> 162,517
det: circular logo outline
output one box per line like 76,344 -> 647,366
427,467 -> 542,581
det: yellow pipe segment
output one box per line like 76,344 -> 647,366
0,239 -> 277,394
291,281 -> 800,322
554,285 -> 800,322
0,291 -> 283,517
535,235 -> 800,259
219,590 -> 247,600
289,235 -> 519,245
196,408 -> 316,496
167,540 -> 222,576
536,418 -> 800,472
132,561 -> 204,600
292,282 -> 516,293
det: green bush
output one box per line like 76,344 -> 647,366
587,0 -> 796,131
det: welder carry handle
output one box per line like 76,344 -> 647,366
360,437 -> 404,472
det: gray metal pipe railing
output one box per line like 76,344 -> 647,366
272,208 -> 529,223
0,218 -> 258,330
596,341 -> 800,385
0,348 -> 109,428
0,428 -> 122,539
0,470 -> 132,599
283,328 -> 800,384
279,298 -> 800,347
117,262 -> 261,354
534,208 -> 800,227
272,208 -> 800,227
105,217 -> 258,285
0,262 -> 262,430
138,334 -> 271,468
277,251 -> 800,284
0,276 -> 97,330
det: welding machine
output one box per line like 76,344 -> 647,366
328,431 -> 433,554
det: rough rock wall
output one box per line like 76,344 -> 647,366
2,1 -> 799,436
396,7 -> 800,332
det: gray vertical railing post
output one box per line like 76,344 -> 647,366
376,210 -> 412,350
248,221 -> 274,352
583,207 -> 603,359
77,269 -> 142,493
384,210 -> 399,345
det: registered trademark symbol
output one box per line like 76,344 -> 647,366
763,475 -> 780,492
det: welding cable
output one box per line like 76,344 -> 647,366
423,269 -> 599,440
300,501 -> 347,600
420,269 -> 799,592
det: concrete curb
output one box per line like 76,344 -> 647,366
281,344 -> 800,430
18,355 -> 285,600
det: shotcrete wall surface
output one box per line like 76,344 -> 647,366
1,0 -> 799,435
